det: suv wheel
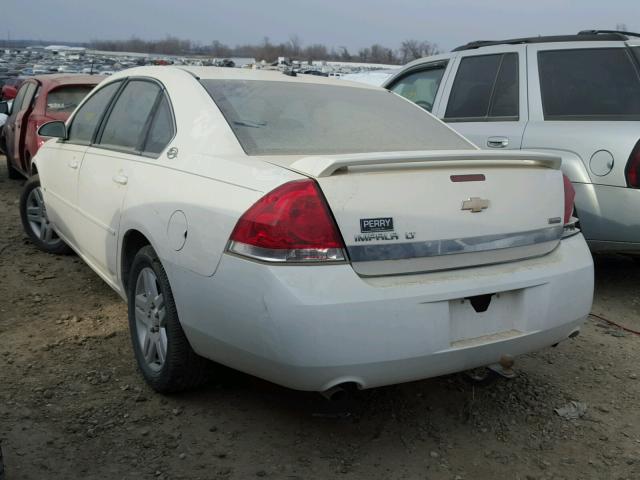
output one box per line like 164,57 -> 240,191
127,245 -> 210,392
19,175 -> 71,254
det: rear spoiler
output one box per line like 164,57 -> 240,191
289,150 -> 561,178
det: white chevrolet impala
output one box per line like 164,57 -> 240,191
21,67 -> 594,394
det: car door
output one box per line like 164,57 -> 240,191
435,45 -> 527,150
386,59 -> 450,114
42,80 -> 123,242
75,79 -> 162,282
4,81 -> 36,168
14,81 -> 40,172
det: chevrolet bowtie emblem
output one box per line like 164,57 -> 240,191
461,197 -> 489,213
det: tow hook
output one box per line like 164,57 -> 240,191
488,354 -> 517,379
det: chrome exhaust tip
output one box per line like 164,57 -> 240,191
320,384 -> 349,402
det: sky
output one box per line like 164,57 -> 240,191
4,0 -> 639,52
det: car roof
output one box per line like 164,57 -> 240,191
108,65 -> 381,90
29,74 -> 105,88
453,30 -> 640,52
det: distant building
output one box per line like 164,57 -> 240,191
45,45 -> 87,56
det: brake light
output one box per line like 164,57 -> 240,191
228,179 -> 346,263
562,174 -> 575,225
625,140 -> 640,188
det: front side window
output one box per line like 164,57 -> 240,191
99,80 -> 160,152
538,48 -> 640,120
8,84 -> 29,116
143,95 -> 174,155
445,53 -> 519,121
46,85 -> 95,114
67,81 -> 122,144
10,82 -> 36,117
201,80 -> 472,156
389,64 -> 446,112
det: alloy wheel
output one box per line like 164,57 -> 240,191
134,267 -> 168,371
25,187 -> 59,245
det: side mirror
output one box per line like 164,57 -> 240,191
38,121 -> 67,139
0,101 -> 8,115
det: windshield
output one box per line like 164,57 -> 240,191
46,85 -> 95,114
200,79 -> 472,155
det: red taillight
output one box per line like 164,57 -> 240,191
625,141 -> 640,188
562,174 -> 575,225
228,179 -> 346,263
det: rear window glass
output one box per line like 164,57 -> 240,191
200,80 -> 472,155
538,48 -> 640,120
46,85 -> 94,114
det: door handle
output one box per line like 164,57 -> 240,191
487,137 -> 509,148
68,160 -> 79,169
112,174 -> 128,185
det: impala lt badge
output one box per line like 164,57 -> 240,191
461,197 -> 489,213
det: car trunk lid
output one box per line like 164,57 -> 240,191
284,150 -> 565,276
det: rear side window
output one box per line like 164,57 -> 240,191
68,81 -> 121,144
539,48 -> 640,120
445,53 -> 519,121
389,63 -> 446,112
142,95 -> 175,155
99,80 -> 160,152
46,85 -> 94,114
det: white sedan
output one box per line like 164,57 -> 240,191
22,67 -> 594,395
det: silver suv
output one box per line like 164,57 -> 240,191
384,30 -> 640,255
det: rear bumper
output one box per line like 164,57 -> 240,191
169,234 -> 593,391
574,182 -> 640,249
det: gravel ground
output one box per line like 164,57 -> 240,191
1,158 -> 639,480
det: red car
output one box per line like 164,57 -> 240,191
1,74 -> 103,179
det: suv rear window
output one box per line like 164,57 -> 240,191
538,48 -> 640,120
46,85 -> 94,114
201,80 -> 472,156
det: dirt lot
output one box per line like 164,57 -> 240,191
1,159 -> 639,480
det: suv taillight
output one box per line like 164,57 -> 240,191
625,140 -> 640,188
228,179 -> 346,263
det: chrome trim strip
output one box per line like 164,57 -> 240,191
347,226 -> 564,262
227,241 -> 346,263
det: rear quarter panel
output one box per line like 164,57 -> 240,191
119,155 -> 301,279
118,68 -> 304,281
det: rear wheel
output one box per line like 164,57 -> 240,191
19,175 -> 71,254
127,245 -> 210,393
6,155 -> 21,179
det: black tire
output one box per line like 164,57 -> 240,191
127,245 -> 210,393
6,155 -> 21,179
19,175 -> 72,254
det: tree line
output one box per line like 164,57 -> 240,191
87,35 -> 440,65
